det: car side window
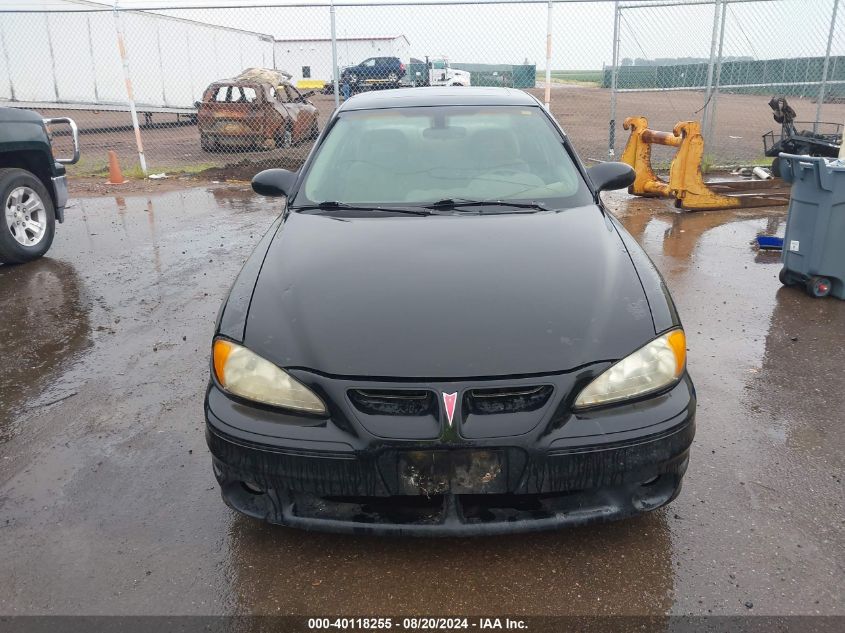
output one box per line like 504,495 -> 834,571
211,86 -> 258,103
282,85 -> 299,103
363,58 -> 376,67
276,86 -> 290,103
286,85 -> 304,102
213,86 -> 229,102
241,87 -> 257,103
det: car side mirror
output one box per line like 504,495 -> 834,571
252,168 -> 297,198
588,162 -> 636,193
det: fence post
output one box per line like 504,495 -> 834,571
704,0 -> 726,150
330,0 -> 340,109
815,0 -> 840,132
113,1 -> 147,176
700,0 -> 721,141
45,14 -> 60,102
86,15 -> 100,102
608,0 -> 620,159
0,16 -> 16,101
544,0 -> 553,109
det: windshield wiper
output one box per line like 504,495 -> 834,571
291,201 -> 432,216
425,198 -> 549,213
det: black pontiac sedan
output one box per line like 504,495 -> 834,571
205,87 -> 695,535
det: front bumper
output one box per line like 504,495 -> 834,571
205,372 -> 695,536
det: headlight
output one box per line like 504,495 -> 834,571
212,339 -> 327,415
573,329 -> 686,409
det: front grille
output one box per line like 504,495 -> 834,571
348,389 -> 435,417
464,385 -> 553,415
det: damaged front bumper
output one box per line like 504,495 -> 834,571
204,373 -> 695,536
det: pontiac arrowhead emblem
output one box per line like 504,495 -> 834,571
442,392 -> 457,427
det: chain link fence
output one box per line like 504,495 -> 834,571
0,0 -> 842,180
608,0 -> 844,167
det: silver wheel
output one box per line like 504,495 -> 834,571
276,127 -> 292,149
5,186 -> 47,247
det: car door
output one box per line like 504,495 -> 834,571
360,57 -> 377,81
282,85 -> 317,143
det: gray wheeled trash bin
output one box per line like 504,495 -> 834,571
778,153 -> 845,299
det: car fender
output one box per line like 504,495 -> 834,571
217,214 -> 285,341
608,213 -> 681,334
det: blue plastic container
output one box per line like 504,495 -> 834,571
756,235 -> 783,250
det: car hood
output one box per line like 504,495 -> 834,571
244,206 -> 656,378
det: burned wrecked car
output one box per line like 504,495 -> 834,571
198,68 -> 319,152
205,87 -> 696,535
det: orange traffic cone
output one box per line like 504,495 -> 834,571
106,151 -> 127,184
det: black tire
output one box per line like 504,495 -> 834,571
805,276 -> 832,298
307,120 -> 319,143
348,73 -> 358,85
275,124 -> 293,150
200,132 -> 215,152
771,157 -> 781,178
0,168 -> 56,265
778,267 -> 795,286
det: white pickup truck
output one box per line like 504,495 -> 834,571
421,58 -> 472,87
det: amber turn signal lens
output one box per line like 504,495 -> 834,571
213,339 -> 234,384
666,329 -> 686,377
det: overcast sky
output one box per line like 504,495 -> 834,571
1,0 -> 842,70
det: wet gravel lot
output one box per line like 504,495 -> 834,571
0,186 -> 842,616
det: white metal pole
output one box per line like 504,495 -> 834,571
608,1 -> 620,158
705,0 -> 726,147
330,0 -> 340,109
544,0 -> 553,109
840,116 -> 845,159
815,0 -> 839,132
701,0 -> 721,138
113,1 -> 147,176
0,17 -> 16,101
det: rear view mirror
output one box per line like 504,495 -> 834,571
252,168 -> 297,198
588,162 -> 635,193
423,126 -> 466,140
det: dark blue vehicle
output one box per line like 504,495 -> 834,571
341,56 -> 406,90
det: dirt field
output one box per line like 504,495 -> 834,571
34,87 -> 845,187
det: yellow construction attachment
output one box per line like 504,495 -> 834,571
620,116 -> 789,211
621,116 -> 678,198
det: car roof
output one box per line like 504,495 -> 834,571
338,87 -> 540,111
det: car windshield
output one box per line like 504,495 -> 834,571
295,105 -> 591,210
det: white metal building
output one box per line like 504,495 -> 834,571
0,1 -> 275,111
0,0 -> 409,110
274,36 -> 411,84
